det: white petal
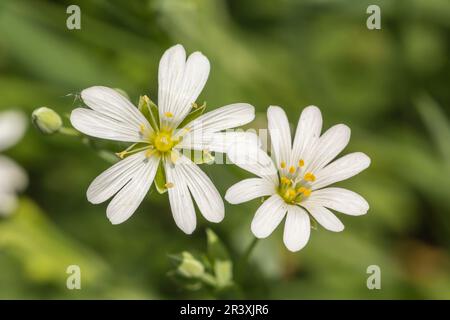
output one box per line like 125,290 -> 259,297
312,152 -> 371,190
176,155 -> 224,223
251,194 -> 287,238
71,108 -> 146,142
87,151 -> 151,204
0,111 -> 26,152
165,158 -> 197,234
283,205 -> 310,252
106,154 -> 159,224
225,178 -> 276,204
301,204 -> 344,232
158,45 -> 210,128
80,86 -> 150,129
306,124 -> 350,173
227,142 -> 278,184
290,106 -> 322,168
177,103 -> 255,145
267,106 -> 292,173
206,131 -> 261,153
0,156 -> 27,192
304,187 -> 369,216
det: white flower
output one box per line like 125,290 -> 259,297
0,110 -> 28,216
225,106 -> 370,252
70,44 -> 255,233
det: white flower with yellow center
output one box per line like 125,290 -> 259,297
0,110 -> 28,216
225,106 -> 370,252
70,44 -> 255,233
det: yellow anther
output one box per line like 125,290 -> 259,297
304,172 -> 316,182
143,95 -> 150,103
116,151 -> 126,159
165,182 -> 174,189
283,188 -> 297,202
170,151 -> 179,164
280,176 -> 291,185
298,159 -> 305,167
164,112 -> 174,118
145,149 -> 156,158
296,186 -> 307,194
302,188 -> 312,197
139,124 -> 146,133
280,161 -> 286,169
191,102 -> 198,109
289,166 -> 296,174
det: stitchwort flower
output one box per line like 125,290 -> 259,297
70,44 -> 255,233
225,106 -> 370,251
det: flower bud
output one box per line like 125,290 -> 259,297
177,251 -> 205,278
32,107 -> 62,135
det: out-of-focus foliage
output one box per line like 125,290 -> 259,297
0,0 -> 449,299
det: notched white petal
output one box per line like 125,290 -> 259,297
267,106 -> 291,171
225,178 -> 275,204
165,159 -> 197,234
106,154 -> 159,224
302,204 -> 344,232
283,205 -> 310,252
305,187 -> 369,216
251,194 -> 287,238
176,155 -> 224,223
312,152 -> 371,190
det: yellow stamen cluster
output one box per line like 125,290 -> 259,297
278,176 -> 312,204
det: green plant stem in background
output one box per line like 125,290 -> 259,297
242,237 -> 259,264
236,237 -> 259,281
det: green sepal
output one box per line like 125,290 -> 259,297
178,102 -> 206,128
154,162 -> 167,194
188,149 -> 215,165
138,95 -> 160,131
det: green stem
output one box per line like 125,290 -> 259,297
58,127 -> 81,137
241,237 -> 259,264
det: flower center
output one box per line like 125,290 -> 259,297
277,159 -> 315,204
153,130 -> 175,153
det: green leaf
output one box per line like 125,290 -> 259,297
138,95 -> 160,131
178,102 -> 206,128
154,162 -> 167,194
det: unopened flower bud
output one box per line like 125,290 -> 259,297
32,107 -> 62,135
177,251 -> 205,278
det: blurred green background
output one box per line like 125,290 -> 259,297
1,0 -> 450,299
